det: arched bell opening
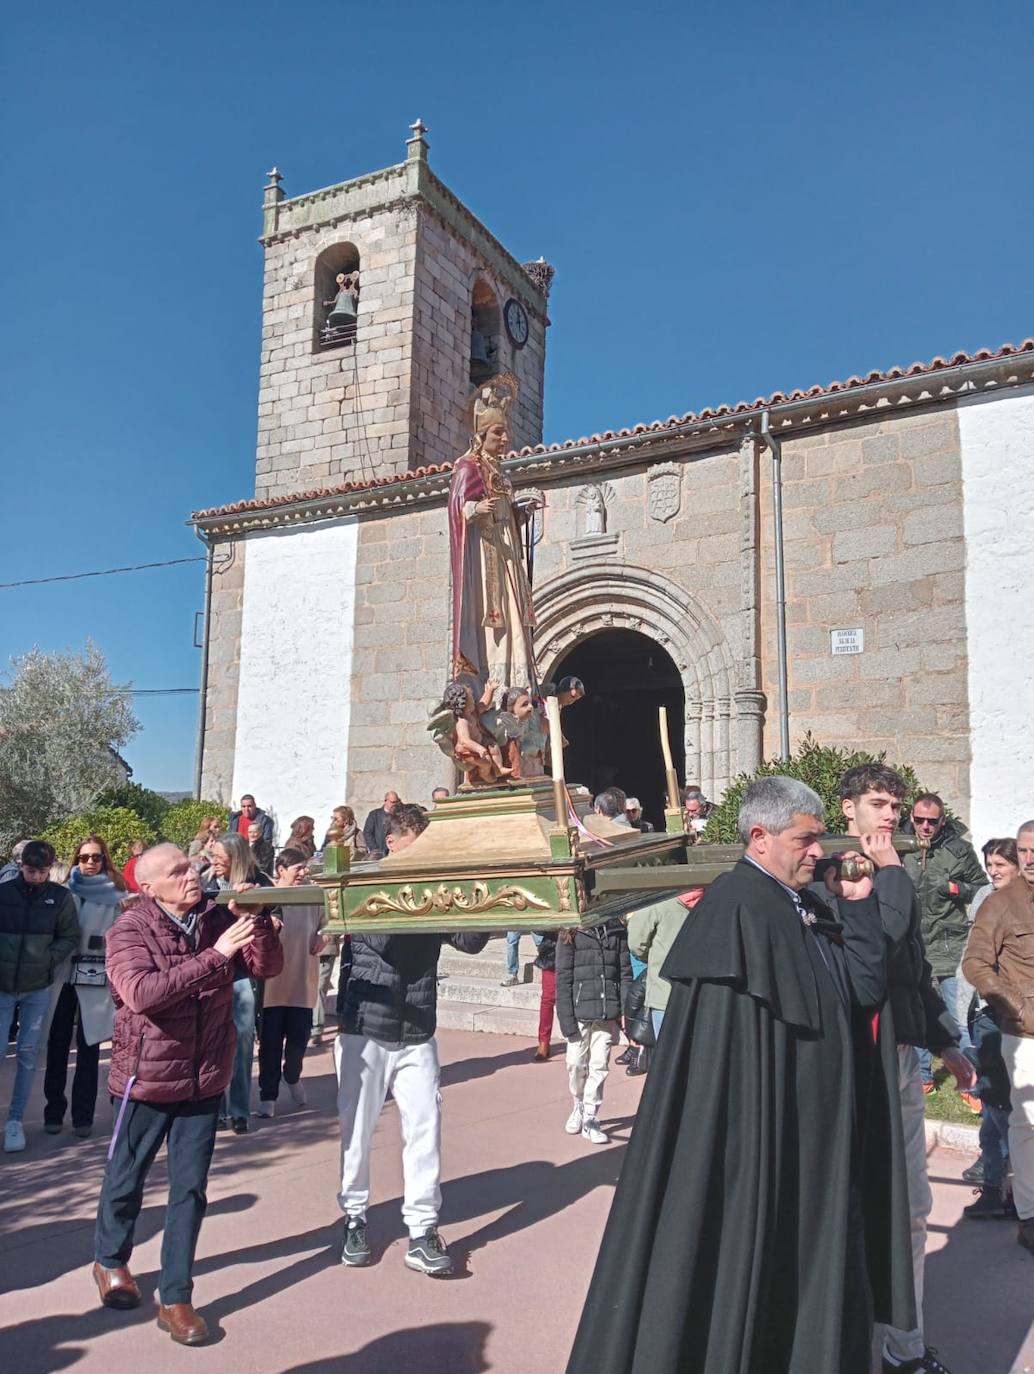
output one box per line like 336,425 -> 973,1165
469,277 -> 501,383
314,241 -> 361,352
549,629 -> 685,832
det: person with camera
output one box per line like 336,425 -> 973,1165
43,834 -> 125,1139
91,843 -> 282,1346
826,764 -> 975,1374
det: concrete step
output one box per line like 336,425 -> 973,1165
437,974 -> 542,1010
438,934 -> 541,983
437,1003 -> 540,1036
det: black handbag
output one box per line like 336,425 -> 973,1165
624,971 -> 656,1047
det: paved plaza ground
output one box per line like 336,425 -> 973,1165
1,1029 -> 1032,1373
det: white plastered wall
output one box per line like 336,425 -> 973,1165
232,518 -> 358,843
958,386 -> 1034,847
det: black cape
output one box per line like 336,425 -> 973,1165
566,859 -> 914,1374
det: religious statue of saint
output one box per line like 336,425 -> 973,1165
582,485 -> 606,535
448,374 -> 538,690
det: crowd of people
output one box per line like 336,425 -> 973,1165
0,768 -> 1030,1371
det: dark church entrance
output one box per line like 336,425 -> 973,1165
551,629 -> 685,832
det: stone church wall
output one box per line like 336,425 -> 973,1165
758,405 -> 971,810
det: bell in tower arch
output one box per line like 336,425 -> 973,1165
326,271 -> 359,329
469,309 -> 495,383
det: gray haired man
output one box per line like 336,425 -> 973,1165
567,776 -> 914,1374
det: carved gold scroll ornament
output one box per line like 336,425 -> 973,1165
353,881 -> 552,920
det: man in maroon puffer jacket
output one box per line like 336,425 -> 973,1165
91,842 -> 283,1346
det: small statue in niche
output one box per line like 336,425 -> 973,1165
324,271 -> 360,329
428,678 -> 515,786
583,485 -> 606,535
577,482 -> 614,537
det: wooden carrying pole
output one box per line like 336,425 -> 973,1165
658,704 -> 682,825
545,694 -> 567,830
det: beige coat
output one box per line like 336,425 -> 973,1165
262,905 -> 324,1009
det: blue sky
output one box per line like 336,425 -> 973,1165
4,1 -> 1032,791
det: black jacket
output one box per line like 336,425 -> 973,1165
362,807 -> 394,860
0,877 -> 80,996
228,808 -> 273,845
341,931 -> 489,1044
555,921 -> 632,1038
566,860 -> 914,1374
812,865 -> 959,1053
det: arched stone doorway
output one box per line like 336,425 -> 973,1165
552,630 -> 684,830
534,562 -> 754,802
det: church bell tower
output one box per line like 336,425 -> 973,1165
255,121 -> 553,499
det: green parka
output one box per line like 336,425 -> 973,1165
903,817 -> 987,978
0,877 -> 80,995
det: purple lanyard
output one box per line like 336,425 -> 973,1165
107,1075 -> 137,1161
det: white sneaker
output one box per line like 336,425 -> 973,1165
4,1120 -> 26,1152
256,1100 -> 275,1118
564,1102 -> 584,1135
582,1118 -> 608,1145
287,1080 -> 306,1108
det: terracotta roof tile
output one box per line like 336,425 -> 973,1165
191,338 -> 1034,522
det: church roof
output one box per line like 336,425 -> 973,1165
191,336 -> 1034,524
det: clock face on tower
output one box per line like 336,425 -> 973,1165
503,297 -> 529,348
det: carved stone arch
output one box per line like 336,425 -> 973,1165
533,564 -> 737,799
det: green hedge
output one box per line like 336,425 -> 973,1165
42,807 -> 157,869
160,799 -> 228,851
702,733 -> 925,843
94,782 -> 170,834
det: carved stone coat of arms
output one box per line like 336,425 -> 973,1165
647,463 -> 681,523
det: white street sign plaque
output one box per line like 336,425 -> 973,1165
830,627 -> 864,655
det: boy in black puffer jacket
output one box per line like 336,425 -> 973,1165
555,919 -> 632,1145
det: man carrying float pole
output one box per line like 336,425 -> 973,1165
566,776 -> 914,1374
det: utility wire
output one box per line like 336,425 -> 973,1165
0,556 -> 205,590
109,688 -> 200,697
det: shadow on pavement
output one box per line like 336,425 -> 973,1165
282,1320 -> 493,1373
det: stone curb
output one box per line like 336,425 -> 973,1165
924,1117 -> 979,1152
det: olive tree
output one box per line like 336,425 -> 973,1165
0,643 -> 139,853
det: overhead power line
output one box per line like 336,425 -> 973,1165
0,556 -> 205,590
110,688 -> 200,697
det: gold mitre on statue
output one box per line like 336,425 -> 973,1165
470,373 -> 518,434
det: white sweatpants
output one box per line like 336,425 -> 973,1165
566,1019 -> 617,1116
1002,1032 -> 1034,1220
334,1033 -> 442,1237
883,1045 -> 933,1363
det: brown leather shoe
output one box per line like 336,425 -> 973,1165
92,1261 -> 141,1309
532,1039 -> 551,1062
157,1302 -> 209,1346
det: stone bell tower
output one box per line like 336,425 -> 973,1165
255,121 -> 553,499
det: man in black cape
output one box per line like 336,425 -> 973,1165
566,776 -> 915,1374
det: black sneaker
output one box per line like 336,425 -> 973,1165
882,1349 -> 953,1373
231,1116 -> 249,1135
963,1186 -> 1007,1220
341,1218 -> 370,1267
404,1227 -> 454,1276
961,1158 -> 985,1184
614,1048 -> 633,1066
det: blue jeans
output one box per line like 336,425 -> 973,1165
505,931 -> 521,978
916,974 -> 972,1084
981,1103 -> 1011,1187
651,1009 -> 664,1040
0,986 -> 51,1122
220,977 -> 256,1121
505,931 -> 542,978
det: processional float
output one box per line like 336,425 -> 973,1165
217,374 -> 916,932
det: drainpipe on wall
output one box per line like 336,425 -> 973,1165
760,410 -> 791,761
192,528 -> 215,800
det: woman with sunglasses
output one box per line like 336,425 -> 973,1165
43,835 -> 125,1138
